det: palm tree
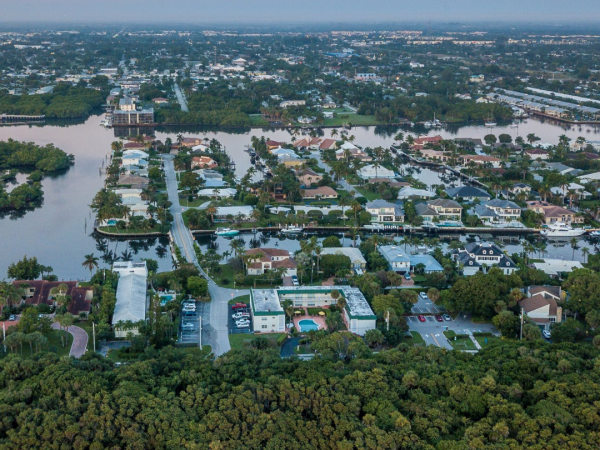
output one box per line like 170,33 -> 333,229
570,237 -> 579,260
582,246 -> 590,264
50,283 -> 69,309
82,254 -> 99,277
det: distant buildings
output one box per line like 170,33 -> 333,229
111,108 -> 154,125
12,280 -> 92,317
526,201 -> 583,224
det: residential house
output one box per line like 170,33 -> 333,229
365,199 -> 404,222
117,175 -> 149,188
446,186 -> 491,202
525,148 -> 550,160
152,97 -> 169,104
212,205 -> 255,223
266,140 -> 284,150
12,280 -> 92,316
550,182 -> 591,199
510,183 -> 531,196
191,156 -> 218,169
531,259 -> 584,277
335,146 -> 372,162
415,203 -> 439,222
271,147 -> 300,161
420,149 -> 449,162
378,246 -> 411,273
121,150 -> 149,166
397,187 -> 435,200
295,168 -> 323,186
451,242 -> 518,276
319,138 -> 338,150
518,286 -> 563,331
480,199 -> 521,222
112,261 -> 148,338
410,254 -> 444,273
358,164 -> 396,180
119,97 -> 136,111
250,286 -> 376,335
245,248 -> 297,277
411,135 -> 443,151
526,201 -> 583,224
294,137 -> 322,150
426,199 -> 463,220
320,248 -> 367,270
460,155 -> 502,168
280,100 -> 306,108
301,186 -> 338,200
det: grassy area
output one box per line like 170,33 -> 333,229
406,331 -> 427,347
179,197 -> 211,208
228,332 -> 286,351
0,329 -> 73,359
212,264 -> 237,287
353,187 -> 380,201
475,335 -> 501,347
323,114 -> 383,127
444,331 -> 477,350
248,115 -> 270,126
97,225 -> 164,234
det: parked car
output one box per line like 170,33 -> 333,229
404,273 -> 411,280
291,275 -> 299,286
418,315 -> 426,322
8,315 -> 15,321
419,292 -> 429,300
181,323 -> 195,330
232,312 -> 250,319
236,323 -> 250,329
236,319 -> 250,326
443,314 -> 452,321
542,330 -> 551,339
232,303 -> 247,310
435,315 -> 443,322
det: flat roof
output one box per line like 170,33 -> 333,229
251,289 -> 284,316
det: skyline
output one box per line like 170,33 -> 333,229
1,0 -> 600,25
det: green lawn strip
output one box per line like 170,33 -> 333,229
97,225 -> 164,234
444,330 -> 477,350
229,332 -> 286,351
407,331 -> 427,347
0,329 -> 73,359
228,294 -> 249,305
353,187 -> 380,201
474,335 -> 502,347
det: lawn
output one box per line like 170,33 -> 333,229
248,115 -> 270,126
212,264 -> 238,287
406,331 -> 427,347
474,335 -> 502,348
229,332 -> 286,351
228,294 -> 249,305
0,329 -> 73,359
444,330 -> 477,350
354,187 -> 381,201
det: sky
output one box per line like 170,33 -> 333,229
0,0 -> 599,24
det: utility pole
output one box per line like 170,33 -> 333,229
385,310 -> 390,332
92,322 -> 96,352
519,307 -> 524,340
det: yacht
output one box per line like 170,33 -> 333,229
215,227 -> 239,237
540,223 -> 585,237
485,121 -> 497,127
281,225 -> 303,234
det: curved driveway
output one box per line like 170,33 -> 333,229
51,322 -> 89,357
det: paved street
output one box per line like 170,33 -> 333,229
163,155 -> 249,356
52,322 -> 88,357
173,83 -> 189,112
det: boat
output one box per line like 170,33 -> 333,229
588,230 -> 600,237
215,227 -> 239,236
540,223 -> 585,237
423,121 -> 432,128
364,223 -> 385,231
281,226 -> 303,234
485,121 -> 497,127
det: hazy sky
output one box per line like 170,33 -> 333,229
0,0 -> 599,24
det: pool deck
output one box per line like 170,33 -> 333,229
293,308 -> 327,332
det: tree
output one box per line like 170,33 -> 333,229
563,269 -> 600,317
365,329 -> 385,348
484,134 -> 497,145
187,276 -> 208,299
493,310 -> 520,338
551,318 -> 582,343
82,253 -> 99,277
427,288 -> 440,303
7,255 -> 43,280
322,235 -> 341,248
523,323 -> 542,341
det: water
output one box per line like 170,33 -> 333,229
1,114 -> 598,279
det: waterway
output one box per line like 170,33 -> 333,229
1,114 -> 599,279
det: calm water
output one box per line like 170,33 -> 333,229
1,115 -> 599,279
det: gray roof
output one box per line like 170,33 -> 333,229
378,245 -> 411,263
470,204 -> 497,218
415,203 -> 438,217
485,198 -> 521,209
446,186 -> 491,199
366,199 -> 397,209
251,289 -> 283,313
428,198 -> 462,209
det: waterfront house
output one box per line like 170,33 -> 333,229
525,148 -> 550,160
191,156 -> 218,169
365,199 -> 404,223
12,280 -> 92,317
378,246 -> 411,273
335,146 -> 372,162
320,247 -> 367,271
526,201 -> 583,224
245,248 -> 297,277
212,205 -> 255,223
358,164 -> 395,180
409,254 -> 444,273
451,242 -> 518,276
426,199 -> 463,220
397,187 -> 435,200
112,261 -> 148,338
301,186 -> 338,200
480,199 -> 521,221
446,186 -> 491,202
411,135 -> 443,151
460,155 -> 502,168
295,168 -> 323,186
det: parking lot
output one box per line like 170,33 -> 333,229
229,302 -> 252,335
179,300 -> 204,345
411,296 -> 447,315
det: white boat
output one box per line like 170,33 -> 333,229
215,227 -> 239,236
540,223 -> 585,237
423,121 -> 432,128
281,226 -> 303,234
485,121 -> 497,127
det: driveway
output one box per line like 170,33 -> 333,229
280,337 -> 301,358
52,322 -> 88,357
310,151 -> 363,198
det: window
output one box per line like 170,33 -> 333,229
262,318 -> 267,321
482,250 -> 487,254
262,325 -> 267,329
490,250 -> 493,254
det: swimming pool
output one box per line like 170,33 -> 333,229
160,295 -> 174,306
298,319 -> 320,332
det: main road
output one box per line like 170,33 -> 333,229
173,83 -> 189,112
163,155 -> 248,356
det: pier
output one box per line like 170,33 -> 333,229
0,113 -> 45,123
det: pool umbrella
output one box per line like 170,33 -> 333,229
295,310 -> 302,315
318,311 -> 326,316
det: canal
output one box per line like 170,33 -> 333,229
1,114 -> 599,279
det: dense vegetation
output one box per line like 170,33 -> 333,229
0,341 -> 598,449
0,83 -> 106,119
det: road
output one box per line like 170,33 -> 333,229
310,151 -> 363,198
173,83 -> 189,112
163,155 -> 248,356
51,322 -> 88,357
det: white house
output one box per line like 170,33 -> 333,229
321,247 -> 367,270
452,242 -> 518,276
365,200 -> 404,223
121,150 -> 149,166
378,246 -> 411,273
358,164 -> 396,180
112,261 -> 148,338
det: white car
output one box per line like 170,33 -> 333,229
542,330 -> 551,339
419,292 -> 429,300
232,313 -> 250,319
182,323 -> 195,330
183,305 -> 196,311
236,320 -> 250,327
236,323 -> 250,329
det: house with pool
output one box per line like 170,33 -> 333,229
249,286 -> 377,336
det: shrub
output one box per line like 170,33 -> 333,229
277,334 -> 288,346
